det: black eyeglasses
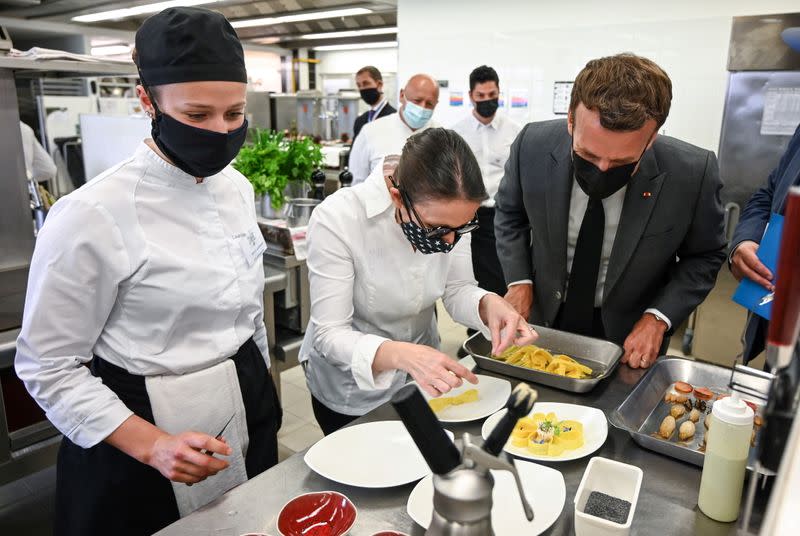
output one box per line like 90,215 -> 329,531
390,177 -> 480,239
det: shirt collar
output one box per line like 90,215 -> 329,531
136,141 -> 209,189
361,156 -> 396,219
372,98 -> 387,112
471,111 -> 501,131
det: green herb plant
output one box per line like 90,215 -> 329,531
234,128 -> 323,210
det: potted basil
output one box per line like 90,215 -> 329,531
234,129 -> 323,218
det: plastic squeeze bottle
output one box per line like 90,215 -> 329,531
697,392 -> 754,522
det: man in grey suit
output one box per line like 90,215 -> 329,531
496,53 -> 727,369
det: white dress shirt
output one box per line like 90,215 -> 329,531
565,181 -> 672,328
368,98 -> 388,120
20,121 -> 56,182
15,142 -> 269,449
299,158 -> 490,416
450,112 -> 521,207
349,113 -> 438,185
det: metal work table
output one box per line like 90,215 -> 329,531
156,357 -> 770,535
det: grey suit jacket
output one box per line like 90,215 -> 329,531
494,119 -> 727,345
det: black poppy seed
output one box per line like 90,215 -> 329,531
583,491 -> 631,525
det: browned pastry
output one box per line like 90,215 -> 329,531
679,420 -> 696,441
659,415 -> 676,439
671,405 -> 686,419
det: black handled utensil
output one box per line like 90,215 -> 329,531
391,384 -> 462,475
483,383 -> 538,457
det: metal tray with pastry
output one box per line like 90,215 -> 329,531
609,357 -> 773,473
462,325 -> 623,393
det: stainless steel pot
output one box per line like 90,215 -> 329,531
284,197 -> 321,227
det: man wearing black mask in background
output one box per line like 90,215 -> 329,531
495,53 -> 727,371
352,66 -> 396,143
452,66 -> 521,298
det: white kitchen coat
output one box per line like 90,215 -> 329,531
300,157 -> 490,416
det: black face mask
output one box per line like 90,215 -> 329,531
475,98 -> 499,119
571,133 -> 652,199
151,107 -> 248,178
360,87 -> 381,106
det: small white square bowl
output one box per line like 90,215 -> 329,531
574,456 -> 643,536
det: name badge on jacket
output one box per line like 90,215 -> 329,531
239,228 -> 266,266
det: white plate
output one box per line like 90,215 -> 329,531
407,459 -> 565,534
481,402 -> 608,462
304,421 -> 453,488
413,375 -> 512,423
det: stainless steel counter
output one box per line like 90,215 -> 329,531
155,358 -> 771,536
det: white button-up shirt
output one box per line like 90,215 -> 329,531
566,181 -> 671,328
349,113 -> 438,185
15,142 -> 269,448
451,112 -> 521,207
300,158 -> 490,416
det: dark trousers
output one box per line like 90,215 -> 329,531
311,395 -> 359,436
55,338 -> 282,536
471,206 -> 507,296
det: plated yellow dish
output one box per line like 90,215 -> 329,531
494,345 -> 593,379
428,389 -> 479,413
510,412 -> 584,456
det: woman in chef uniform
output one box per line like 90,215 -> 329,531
300,127 -> 537,435
15,8 -> 281,535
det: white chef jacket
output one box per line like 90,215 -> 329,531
15,142 -> 269,449
450,112 -> 521,207
20,121 -> 56,182
299,158 -> 490,416
348,113 -> 438,185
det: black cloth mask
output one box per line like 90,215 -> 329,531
475,98 -> 499,119
360,87 -> 381,106
399,220 -> 460,254
151,110 -> 248,178
571,149 -> 642,199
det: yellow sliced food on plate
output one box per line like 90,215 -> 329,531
428,388 -> 479,413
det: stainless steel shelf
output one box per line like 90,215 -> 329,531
0,56 -> 137,77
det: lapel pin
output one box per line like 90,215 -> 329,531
642,191 -> 652,198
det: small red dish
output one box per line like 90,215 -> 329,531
277,491 -> 357,536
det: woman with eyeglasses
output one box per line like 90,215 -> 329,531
299,128 -> 537,435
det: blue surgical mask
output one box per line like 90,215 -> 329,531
402,101 -> 433,129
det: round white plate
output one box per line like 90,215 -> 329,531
407,459 -> 565,534
413,374 -> 512,423
304,420 -> 454,488
481,402 -> 608,462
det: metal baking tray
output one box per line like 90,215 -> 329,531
609,357 -> 772,472
462,325 -> 623,393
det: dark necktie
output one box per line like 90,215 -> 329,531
561,193 -> 605,336
368,109 -> 376,122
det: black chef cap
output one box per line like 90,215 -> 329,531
134,7 -> 246,87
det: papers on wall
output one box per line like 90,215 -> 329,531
553,81 -> 574,115
760,87 -> 800,136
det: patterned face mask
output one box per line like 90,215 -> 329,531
389,175 -> 478,254
399,219 -> 461,254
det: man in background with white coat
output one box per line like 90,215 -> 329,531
451,66 -> 521,296
349,73 -> 440,185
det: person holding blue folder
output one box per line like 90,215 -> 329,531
730,27 -> 800,363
